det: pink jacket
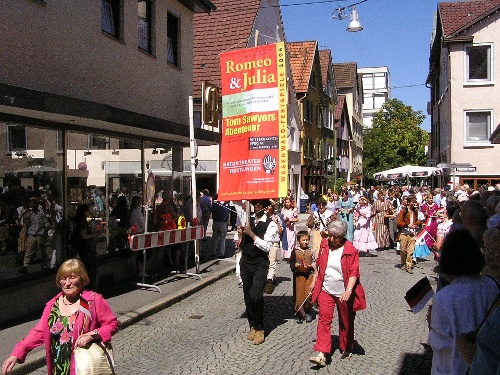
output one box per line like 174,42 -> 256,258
311,238 -> 367,311
11,290 -> 119,375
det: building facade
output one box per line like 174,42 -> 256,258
358,66 -> 391,128
288,41 -> 327,196
332,62 -> 363,184
0,0 -> 215,321
319,50 -> 338,192
427,0 -> 500,189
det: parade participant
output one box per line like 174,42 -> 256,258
396,196 -> 422,273
326,193 -> 339,214
372,192 -> 392,251
265,200 -> 283,293
421,194 -> 440,221
308,184 -> 319,211
386,189 -> 400,249
308,220 -> 366,366
352,196 -> 378,257
241,199 -> 279,345
338,191 -> 355,242
281,197 -> 298,261
306,197 -> 335,257
2,259 -> 118,375
290,230 -> 315,323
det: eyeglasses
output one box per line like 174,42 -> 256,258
58,275 -> 79,283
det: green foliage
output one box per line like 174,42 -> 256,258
363,99 -> 428,183
326,177 -> 345,193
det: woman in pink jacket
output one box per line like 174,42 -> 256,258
2,259 -> 118,375
308,220 -> 366,367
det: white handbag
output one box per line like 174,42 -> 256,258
74,341 -> 116,375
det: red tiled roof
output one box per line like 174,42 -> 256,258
332,62 -> 357,89
334,95 -> 346,125
439,0 -> 500,37
286,41 -> 317,93
319,49 -> 331,88
193,0 -> 262,97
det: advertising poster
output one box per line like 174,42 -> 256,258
218,42 -> 288,201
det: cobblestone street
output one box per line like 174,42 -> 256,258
105,250 -> 434,374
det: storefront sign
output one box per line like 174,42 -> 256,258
456,167 -> 476,172
218,42 -> 287,200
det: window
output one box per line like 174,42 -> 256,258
316,107 -> 322,128
102,0 -> 121,39
465,44 -> 492,83
303,100 -> 313,123
138,0 -> 152,53
465,110 -> 492,143
7,124 -> 27,153
89,135 -> 107,150
167,11 -> 179,65
363,93 -> 387,111
362,72 -> 387,90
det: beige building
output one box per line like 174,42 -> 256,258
332,62 -> 363,184
427,0 -> 500,189
0,0 -> 215,322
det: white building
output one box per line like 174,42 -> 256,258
358,66 -> 391,128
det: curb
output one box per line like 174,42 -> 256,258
11,265 -> 236,375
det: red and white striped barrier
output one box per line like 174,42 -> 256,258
130,226 -> 205,251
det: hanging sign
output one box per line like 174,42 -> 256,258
218,42 -> 288,201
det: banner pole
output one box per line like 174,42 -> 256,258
189,96 -> 201,276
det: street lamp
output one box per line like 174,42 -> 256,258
332,4 -> 364,32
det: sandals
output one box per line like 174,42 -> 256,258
309,352 -> 326,367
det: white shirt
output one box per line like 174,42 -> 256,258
253,214 -> 279,253
429,275 -> 499,375
322,246 -> 345,297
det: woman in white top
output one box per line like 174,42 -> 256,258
429,228 -> 499,375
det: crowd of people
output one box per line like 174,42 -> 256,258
2,180 -> 499,373
228,181 -> 500,373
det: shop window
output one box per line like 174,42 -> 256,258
89,135 -> 107,150
465,43 -> 492,83
465,110 -> 491,144
138,0 -> 153,53
102,0 -> 122,39
167,11 -> 179,66
7,124 -> 27,153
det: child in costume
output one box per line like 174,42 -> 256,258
290,230 -> 316,323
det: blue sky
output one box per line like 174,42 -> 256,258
280,0 -> 455,132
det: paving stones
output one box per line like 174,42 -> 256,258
110,247 -> 433,374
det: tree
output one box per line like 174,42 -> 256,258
363,99 -> 428,183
